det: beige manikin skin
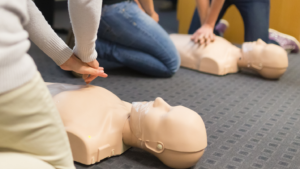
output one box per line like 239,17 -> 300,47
170,34 -> 288,79
47,83 -> 207,169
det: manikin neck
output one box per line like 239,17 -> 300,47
122,118 -> 140,148
230,46 -> 249,68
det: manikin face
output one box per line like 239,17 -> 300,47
241,39 -> 267,70
130,97 -> 207,168
241,39 -> 288,79
242,39 -> 288,68
242,38 -> 268,54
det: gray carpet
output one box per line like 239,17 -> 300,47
29,41 -> 300,169
28,1 -> 300,168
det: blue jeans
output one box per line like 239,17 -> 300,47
188,0 -> 278,44
96,1 -> 180,77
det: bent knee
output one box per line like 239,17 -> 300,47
160,59 -> 180,78
160,69 -> 176,78
0,152 -> 55,169
166,52 -> 180,77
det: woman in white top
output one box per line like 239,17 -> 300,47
0,0 -> 106,168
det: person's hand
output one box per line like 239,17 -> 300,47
191,24 -> 215,46
60,54 -> 108,84
150,11 -> 159,22
82,59 -> 103,84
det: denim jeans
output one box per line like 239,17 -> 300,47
188,0 -> 278,45
96,1 -> 180,77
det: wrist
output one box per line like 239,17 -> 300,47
202,23 -> 215,29
146,10 -> 155,16
73,45 -> 97,63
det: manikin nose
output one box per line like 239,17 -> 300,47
153,97 -> 171,112
256,39 -> 267,45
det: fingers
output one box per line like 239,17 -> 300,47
211,34 -> 216,42
85,73 -> 108,84
84,70 -> 108,84
191,33 -> 196,40
82,74 -> 89,80
82,68 -> 104,80
205,34 -> 211,46
79,66 -> 102,76
60,54 -> 108,84
194,34 -> 200,43
208,33 -> 215,45
77,62 -> 107,83
82,68 -> 107,84
200,33 -> 215,46
84,75 -> 97,84
195,33 -> 203,44
96,70 -> 108,78
191,25 -> 216,46
191,30 -> 200,41
199,34 -> 206,45
87,60 -> 99,68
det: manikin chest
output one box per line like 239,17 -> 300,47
170,34 -> 239,75
47,83 -> 131,165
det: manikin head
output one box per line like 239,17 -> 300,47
240,39 -> 288,79
124,97 -> 207,168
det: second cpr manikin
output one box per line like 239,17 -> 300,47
47,83 -> 207,169
170,34 -> 288,79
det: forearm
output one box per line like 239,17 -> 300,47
24,1 -> 73,66
138,0 -> 155,15
204,0 -> 225,27
195,0 -> 210,24
134,0 -> 145,12
68,0 -> 103,63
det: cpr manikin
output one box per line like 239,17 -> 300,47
170,34 -> 288,79
47,83 -> 207,169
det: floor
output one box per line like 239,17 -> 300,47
29,1 -> 300,169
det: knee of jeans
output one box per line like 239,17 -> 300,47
163,52 -> 180,77
160,69 -> 175,78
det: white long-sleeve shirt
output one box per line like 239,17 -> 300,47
0,0 -> 102,94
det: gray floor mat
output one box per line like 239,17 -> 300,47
29,43 -> 300,169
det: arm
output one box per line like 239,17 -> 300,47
134,0 -> 145,12
196,0 -> 210,24
68,0 -> 103,63
25,0 -> 73,66
204,0 -> 225,28
25,1 -> 107,83
192,0 -> 225,45
137,0 -> 159,22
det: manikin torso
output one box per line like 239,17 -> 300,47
47,83 -> 131,165
170,34 -> 288,79
47,83 -> 207,169
170,34 -> 241,75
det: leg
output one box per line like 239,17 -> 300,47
234,0 -> 271,43
237,0 -> 300,52
0,152 -> 55,169
96,38 -> 175,77
188,0 -> 232,35
0,73 -> 75,169
98,1 -> 180,77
